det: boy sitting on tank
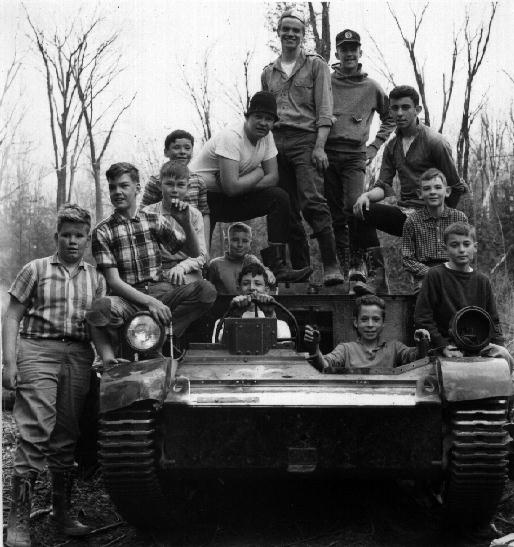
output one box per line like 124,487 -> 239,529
208,221 -> 275,294
402,168 -> 467,290
304,295 -> 429,373
213,261 -> 290,342
143,160 -> 208,286
85,162 -> 216,364
414,221 -> 513,368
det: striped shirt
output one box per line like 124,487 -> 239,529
402,206 -> 468,278
140,172 -> 210,215
92,209 -> 184,285
8,254 -> 107,342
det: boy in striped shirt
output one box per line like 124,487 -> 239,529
2,204 -> 106,545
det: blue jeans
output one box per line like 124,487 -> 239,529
13,338 -> 94,476
274,129 -> 334,268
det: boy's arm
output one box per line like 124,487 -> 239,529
304,324 -> 328,372
140,175 -> 162,208
255,157 -> 279,189
367,91 -> 395,163
402,218 -> 429,278
484,279 -> 505,345
203,214 -> 211,254
103,268 -> 172,325
219,157 -> 264,196
414,274 -> 448,351
2,296 -> 27,389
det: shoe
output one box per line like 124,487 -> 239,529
6,473 -> 36,547
316,230 -> 344,286
348,251 -> 367,283
261,244 -> 312,283
51,471 -> 92,537
366,246 -> 389,294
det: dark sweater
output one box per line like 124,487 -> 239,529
414,264 -> 504,350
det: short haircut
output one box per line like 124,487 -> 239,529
353,295 -> 386,320
164,130 -> 194,150
227,222 -> 252,239
106,162 -> 139,184
277,10 -> 306,32
443,222 -> 476,244
57,203 -> 91,232
419,168 -> 447,187
160,160 -> 190,181
237,261 -> 270,287
389,85 -> 420,107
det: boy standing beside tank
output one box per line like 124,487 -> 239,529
324,29 -> 395,288
2,205 -> 106,546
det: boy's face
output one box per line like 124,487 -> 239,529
227,230 -> 251,259
353,304 -> 385,342
239,273 -> 269,296
245,113 -> 275,141
389,96 -> 422,131
418,176 -> 450,208
335,43 -> 362,72
164,138 -> 193,165
278,17 -> 304,51
161,175 -> 188,203
55,222 -> 90,265
108,173 -> 140,213
444,233 -> 477,269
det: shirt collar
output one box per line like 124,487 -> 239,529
113,208 -> 140,222
356,338 -> 386,350
420,205 -> 450,219
224,251 -> 244,263
51,253 -> 85,270
274,48 -> 306,74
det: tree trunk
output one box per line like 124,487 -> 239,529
93,161 -> 103,222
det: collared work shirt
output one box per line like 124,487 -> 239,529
92,209 -> 183,285
143,202 -> 207,274
373,122 -> 466,208
140,172 -> 210,215
261,49 -> 333,133
313,339 -> 418,372
402,206 -> 468,278
9,254 -> 106,342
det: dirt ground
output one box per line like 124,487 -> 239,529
3,410 -> 514,547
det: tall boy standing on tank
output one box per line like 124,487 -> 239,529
324,29 -> 395,288
261,9 -> 343,286
2,204 -> 106,546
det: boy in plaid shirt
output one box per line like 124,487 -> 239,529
86,162 -> 216,365
402,168 -> 467,289
2,204 -> 106,544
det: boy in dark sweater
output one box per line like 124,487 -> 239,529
414,222 -> 513,367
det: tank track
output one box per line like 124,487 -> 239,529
98,404 -> 172,528
444,397 -> 509,525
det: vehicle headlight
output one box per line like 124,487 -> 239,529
125,313 -> 165,352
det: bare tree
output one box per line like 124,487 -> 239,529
308,2 -> 330,61
71,17 -> 135,221
223,49 -> 255,117
438,33 -> 459,133
25,10 -> 84,210
387,2 -> 431,126
365,32 -> 397,88
456,3 -> 497,182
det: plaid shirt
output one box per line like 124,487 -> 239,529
140,172 -> 210,215
402,206 -> 468,278
8,254 -> 106,342
92,209 -> 184,285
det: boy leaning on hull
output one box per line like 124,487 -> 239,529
3,204 -> 106,546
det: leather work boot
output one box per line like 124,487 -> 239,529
316,230 -> 344,286
261,244 -> 312,283
6,473 -> 36,547
366,246 -> 390,295
348,250 -> 373,295
51,470 -> 92,537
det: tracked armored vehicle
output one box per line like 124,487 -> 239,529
97,289 -> 513,529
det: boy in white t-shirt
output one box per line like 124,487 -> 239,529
192,91 -> 311,284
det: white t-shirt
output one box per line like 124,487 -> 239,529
212,310 -> 291,343
190,121 -> 278,192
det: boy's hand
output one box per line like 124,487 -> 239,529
414,329 -> 430,342
304,324 -> 321,346
353,193 -> 370,220
166,265 -> 186,285
101,357 -> 131,371
146,296 -> 172,325
442,345 -> 463,358
2,362 -> 17,390
167,199 -> 191,226
231,295 -> 252,309
252,293 -> 274,305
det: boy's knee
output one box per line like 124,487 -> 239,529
198,280 -> 217,304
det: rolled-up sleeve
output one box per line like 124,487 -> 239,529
312,58 -> 334,128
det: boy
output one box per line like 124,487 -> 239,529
402,168 -> 468,287
208,222 -> 272,294
144,160 -> 207,285
415,222 -> 513,366
2,204 -> 106,544
140,129 -> 211,249
86,162 -> 216,365
213,262 -> 291,342
304,295 -> 428,373
324,29 -> 394,283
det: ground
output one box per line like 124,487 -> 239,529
3,411 -> 514,547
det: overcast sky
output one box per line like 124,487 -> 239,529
1,0 -> 513,195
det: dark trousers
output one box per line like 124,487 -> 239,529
207,187 -> 290,243
325,150 -> 367,251
353,203 -> 408,250
273,129 -> 334,268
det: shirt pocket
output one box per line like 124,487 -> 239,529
293,78 -> 314,101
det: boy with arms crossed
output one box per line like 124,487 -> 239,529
305,295 -> 428,373
3,205 -> 106,545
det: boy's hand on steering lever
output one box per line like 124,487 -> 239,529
304,324 -> 321,347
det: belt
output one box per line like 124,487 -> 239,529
20,335 -> 86,344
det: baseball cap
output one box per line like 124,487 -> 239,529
336,29 -> 361,46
